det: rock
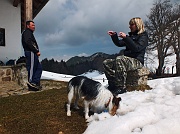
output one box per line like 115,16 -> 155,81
126,67 -> 151,92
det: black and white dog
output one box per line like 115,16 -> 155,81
66,76 -> 121,119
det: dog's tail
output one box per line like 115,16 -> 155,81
67,81 -> 73,93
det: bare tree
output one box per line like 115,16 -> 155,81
145,0 -> 179,76
168,4 -> 180,75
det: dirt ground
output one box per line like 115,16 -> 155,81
0,80 -> 88,134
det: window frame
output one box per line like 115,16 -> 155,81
0,28 -> 5,46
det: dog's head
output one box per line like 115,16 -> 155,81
108,96 -> 121,116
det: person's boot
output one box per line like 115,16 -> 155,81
113,82 -> 127,95
107,81 -> 117,93
107,81 -> 127,95
27,82 -> 39,91
115,87 -> 127,95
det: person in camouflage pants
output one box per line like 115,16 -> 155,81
103,17 -> 148,95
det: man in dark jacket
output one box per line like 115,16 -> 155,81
103,17 -> 148,95
22,20 -> 42,91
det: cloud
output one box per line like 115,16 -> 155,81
77,53 -> 89,57
35,0 -> 153,47
34,0 -> 161,61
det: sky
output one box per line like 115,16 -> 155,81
41,70 -> 180,134
33,0 -> 179,73
34,0 -> 156,61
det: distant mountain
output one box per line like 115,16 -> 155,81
66,52 -> 116,66
66,56 -> 89,66
41,52 -> 118,75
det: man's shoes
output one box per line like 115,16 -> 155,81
36,82 -> 42,90
38,85 -> 42,90
27,82 -> 40,91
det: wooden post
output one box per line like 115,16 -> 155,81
24,0 -> 33,22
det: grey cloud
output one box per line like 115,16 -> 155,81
35,0 -> 155,59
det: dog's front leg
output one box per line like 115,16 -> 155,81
84,101 -> 90,119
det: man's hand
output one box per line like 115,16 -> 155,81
37,52 -> 41,56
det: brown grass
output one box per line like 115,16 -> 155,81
0,85 -> 87,134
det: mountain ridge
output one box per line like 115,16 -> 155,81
41,52 -> 119,75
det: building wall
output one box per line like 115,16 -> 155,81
0,0 -> 22,64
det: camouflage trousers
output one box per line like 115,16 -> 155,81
103,55 -> 143,89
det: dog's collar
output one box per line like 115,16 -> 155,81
105,97 -> 111,108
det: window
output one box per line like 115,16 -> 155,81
0,28 -> 5,46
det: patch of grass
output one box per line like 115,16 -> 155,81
0,88 -> 87,134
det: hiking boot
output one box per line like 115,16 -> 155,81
114,88 -> 127,95
27,82 -> 40,91
37,85 -> 42,90
36,82 -> 42,90
107,84 -> 126,95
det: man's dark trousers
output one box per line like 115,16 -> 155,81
25,51 -> 42,86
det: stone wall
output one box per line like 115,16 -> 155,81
0,63 -> 28,89
0,66 -> 14,81
0,64 -> 67,91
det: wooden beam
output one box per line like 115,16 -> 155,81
13,0 -> 20,7
33,0 -> 49,18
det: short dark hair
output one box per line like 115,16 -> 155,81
26,20 -> 34,27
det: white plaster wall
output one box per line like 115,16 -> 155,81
0,0 -> 22,63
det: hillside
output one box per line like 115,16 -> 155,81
41,52 -> 118,75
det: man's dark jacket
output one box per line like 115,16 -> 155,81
111,31 -> 148,65
22,28 -> 39,54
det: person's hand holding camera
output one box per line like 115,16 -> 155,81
118,32 -> 126,38
108,31 -> 116,36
